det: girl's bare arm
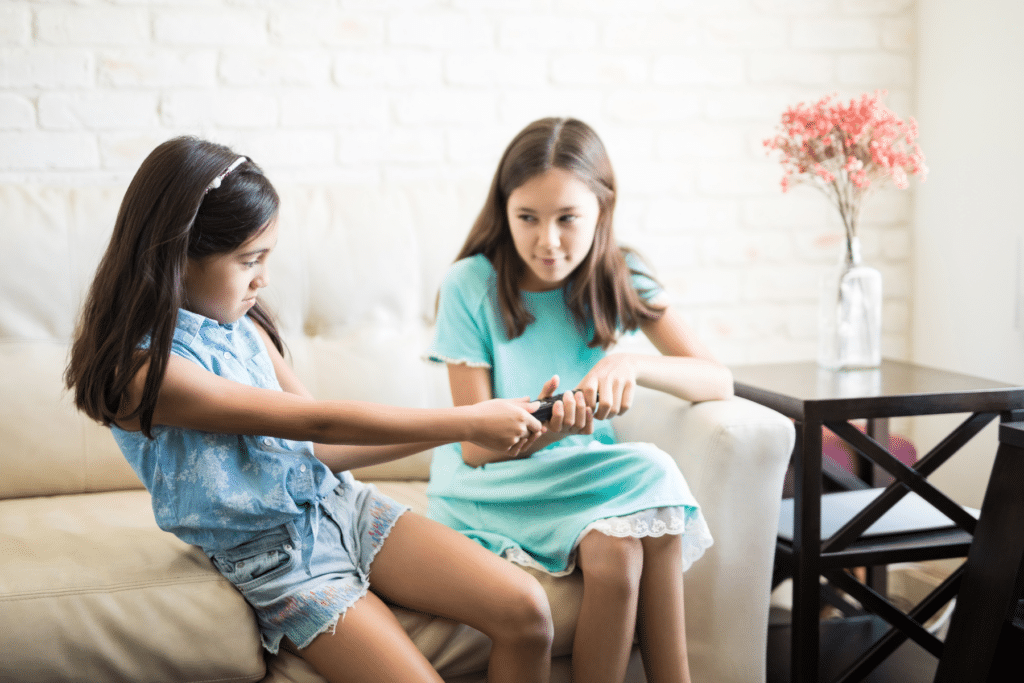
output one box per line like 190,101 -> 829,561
116,327 -> 542,466
576,303 -> 733,419
636,303 -> 733,401
255,326 -> 454,471
447,365 -> 581,467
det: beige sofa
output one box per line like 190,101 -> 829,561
0,182 -> 795,683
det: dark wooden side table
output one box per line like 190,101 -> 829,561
731,359 -> 1024,683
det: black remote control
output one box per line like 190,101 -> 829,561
532,391 -> 598,422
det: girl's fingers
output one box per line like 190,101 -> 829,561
572,391 -> 587,431
520,400 -> 544,432
594,378 -> 612,420
609,381 -> 624,417
619,382 -> 634,416
524,400 -> 542,424
582,406 -> 594,435
507,415 -> 545,458
522,428 -> 543,453
549,392 -> 589,434
593,379 -> 625,420
549,399 -> 565,432
561,392 -> 578,430
538,375 -> 560,400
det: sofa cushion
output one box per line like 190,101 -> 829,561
285,334 -> 450,482
0,481 -> 585,683
0,342 -> 143,499
0,490 -> 265,683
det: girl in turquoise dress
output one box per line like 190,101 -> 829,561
427,118 -> 734,683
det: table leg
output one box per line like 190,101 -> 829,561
865,418 -> 890,595
792,419 -> 823,683
866,418 -> 891,486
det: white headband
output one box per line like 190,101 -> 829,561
207,156 -> 247,192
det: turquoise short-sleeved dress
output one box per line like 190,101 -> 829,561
426,254 -> 713,576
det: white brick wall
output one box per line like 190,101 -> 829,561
0,0 -> 920,365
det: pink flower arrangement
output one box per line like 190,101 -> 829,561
763,91 -> 927,250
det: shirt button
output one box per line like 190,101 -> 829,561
223,351 -> 231,359
263,437 -> 273,446
300,464 -> 307,473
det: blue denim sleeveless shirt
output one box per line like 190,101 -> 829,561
111,309 -> 341,557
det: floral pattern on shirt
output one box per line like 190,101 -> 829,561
112,309 -> 340,553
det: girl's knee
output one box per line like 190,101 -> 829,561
641,532 -> 685,573
641,532 -> 682,554
578,533 -> 643,597
490,572 -> 554,648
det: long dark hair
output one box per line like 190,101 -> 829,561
455,117 -> 663,348
65,136 -> 282,437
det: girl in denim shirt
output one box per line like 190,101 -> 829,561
65,136 -> 552,683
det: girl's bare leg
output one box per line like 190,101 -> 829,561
368,513 -> 553,683
637,534 -> 691,683
572,532 -> 644,683
296,589 -> 443,683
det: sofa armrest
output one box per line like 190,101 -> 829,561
614,387 -> 795,683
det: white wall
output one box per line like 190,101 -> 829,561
1,0 -> 919,366
911,0 -> 1024,506
12,0 -> 1008,509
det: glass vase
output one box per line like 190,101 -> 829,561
817,236 -> 882,370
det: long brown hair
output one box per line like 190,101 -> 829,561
65,136 -> 283,437
456,117 -> 663,348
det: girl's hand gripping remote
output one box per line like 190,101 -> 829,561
532,391 -> 598,422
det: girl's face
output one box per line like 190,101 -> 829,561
183,218 -> 278,324
506,167 -> 600,292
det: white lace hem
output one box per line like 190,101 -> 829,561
502,506 -> 714,577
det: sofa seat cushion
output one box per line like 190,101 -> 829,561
1,481 -> 586,683
0,490 -> 266,683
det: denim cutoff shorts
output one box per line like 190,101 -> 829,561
207,477 -> 408,654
